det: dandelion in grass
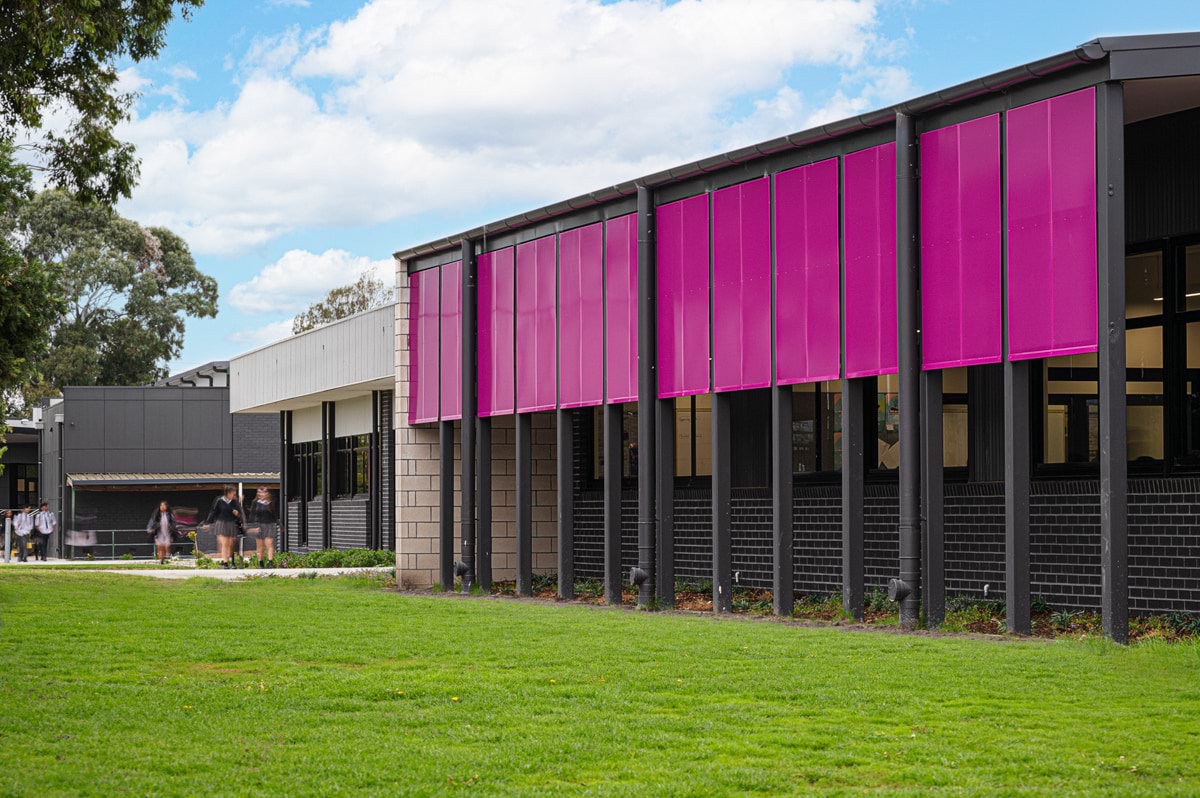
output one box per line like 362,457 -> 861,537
549,679 -> 557,684
451,696 -> 459,702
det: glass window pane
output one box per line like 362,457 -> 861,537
1043,354 -> 1097,464
1126,251 -> 1163,319
876,374 -> 899,469
674,398 -> 693,477
1126,324 -> 1163,462
1185,322 -> 1200,458
694,395 -> 712,477
1183,245 -> 1200,312
792,384 -> 818,474
623,405 -> 638,479
944,404 -> 968,467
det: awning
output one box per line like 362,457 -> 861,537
67,472 -> 279,488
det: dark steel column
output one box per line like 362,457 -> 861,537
281,410 -> 291,552
1004,359 -> 1032,634
557,409 -> 574,599
635,184 -> 657,609
370,392 -> 380,550
655,398 -> 675,608
439,420 -> 454,589
771,385 -> 794,616
460,238 -> 477,591
322,401 -> 334,550
895,111 -> 922,630
603,402 -> 623,604
920,370 -> 944,627
515,412 -> 533,596
1098,81 -> 1128,644
841,377 -> 866,621
477,417 -> 492,591
712,391 -> 732,614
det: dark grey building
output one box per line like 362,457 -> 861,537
1,418 -> 40,511
40,363 -> 280,558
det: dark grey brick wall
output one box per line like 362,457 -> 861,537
571,465 -> 1200,614
233,413 -> 281,473
331,497 -> 369,549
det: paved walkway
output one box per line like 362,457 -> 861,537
103,566 -> 392,580
0,559 -> 391,581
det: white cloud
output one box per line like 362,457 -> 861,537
120,0 -> 910,256
227,318 -> 295,347
227,248 -> 393,314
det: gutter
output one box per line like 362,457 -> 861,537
393,39 -> 1108,264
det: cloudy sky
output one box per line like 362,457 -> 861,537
115,0 -> 1198,372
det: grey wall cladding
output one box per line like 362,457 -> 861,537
232,413 -> 281,473
331,497 -> 369,549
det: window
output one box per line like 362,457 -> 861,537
11,464 -> 38,507
334,435 -> 371,496
791,381 -> 841,474
674,396 -> 711,477
290,441 -> 322,501
591,405 -> 639,481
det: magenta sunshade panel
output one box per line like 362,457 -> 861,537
843,142 -> 898,379
656,194 -> 711,399
1006,87 -> 1098,361
408,267 -> 441,425
605,214 -> 638,404
516,235 -> 557,413
920,115 -> 1002,371
712,177 -> 772,393
477,247 -> 515,418
438,260 -> 463,421
774,158 -> 841,385
559,223 -> 604,409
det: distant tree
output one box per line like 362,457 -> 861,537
1,0 -> 204,204
292,272 -> 393,335
16,190 -> 218,402
0,143 -> 65,418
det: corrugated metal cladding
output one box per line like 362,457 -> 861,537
229,303 -> 395,413
1126,105 -> 1200,244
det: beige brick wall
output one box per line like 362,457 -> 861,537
394,260 -> 558,588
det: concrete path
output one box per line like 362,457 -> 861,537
0,559 -> 391,581
100,566 -> 392,580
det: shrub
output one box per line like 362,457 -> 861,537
271,548 -> 393,569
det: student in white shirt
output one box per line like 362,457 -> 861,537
34,501 -> 56,562
7,505 -> 35,562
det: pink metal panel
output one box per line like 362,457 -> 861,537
605,214 -> 638,404
656,194 -> 711,398
438,260 -> 463,420
774,158 -> 841,385
559,223 -> 604,408
843,142 -> 898,378
516,235 -> 557,413
1007,87 -> 1098,361
477,247 -> 515,417
408,267 -> 440,425
712,177 -> 771,393
920,115 -> 1002,371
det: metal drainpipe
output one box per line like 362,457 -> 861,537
632,184 -> 657,608
459,238 -> 477,592
893,111 -> 922,630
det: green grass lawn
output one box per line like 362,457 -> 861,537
1,572 -> 1198,797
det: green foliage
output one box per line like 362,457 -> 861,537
291,272 -> 393,335
273,548 -> 394,570
15,190 -> 218,400
120,552 -> 133,561
865,587 -> 892,614
0,0 -> 203,204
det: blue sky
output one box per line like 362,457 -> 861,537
117,0 -> 1200,373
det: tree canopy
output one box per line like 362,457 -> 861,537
1,0 -> 204,204
292,272 -> 393,335
13,190 -> 218,403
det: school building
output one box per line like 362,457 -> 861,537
387,33 -> 1200,642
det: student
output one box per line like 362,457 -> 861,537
204,485 -> 243,569
244,486 -> 278,569
33,501 -> 56,561
7,505 -> 34,562
146,501 -> 178,565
